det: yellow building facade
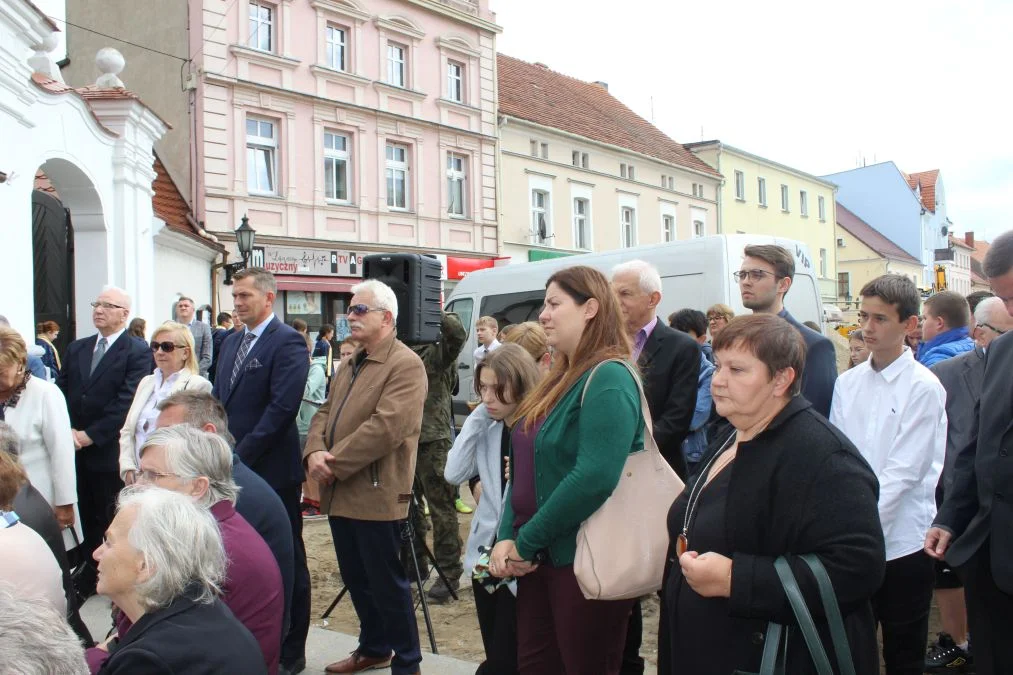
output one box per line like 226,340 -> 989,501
687,142 -> 838,303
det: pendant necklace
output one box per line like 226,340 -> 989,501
677,430 -> 737,557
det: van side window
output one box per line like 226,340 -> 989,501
480,290 -> 546,330
445,298 -> 474,338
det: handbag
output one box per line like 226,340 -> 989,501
573,359 -> 685,600
735,554 -> 856,675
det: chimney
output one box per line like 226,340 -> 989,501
965,231 -> 974,248
592,81 -> 609,91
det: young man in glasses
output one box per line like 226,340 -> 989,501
736,244 -> 838,417
56,286 -> 152,599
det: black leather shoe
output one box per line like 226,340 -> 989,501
279,656 -> 306,675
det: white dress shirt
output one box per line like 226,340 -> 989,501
473,339 -> 501,365
830,347 -> 947,561
94,327 -> 126,353
133,369 -> 182,460
243,313 -> 275,354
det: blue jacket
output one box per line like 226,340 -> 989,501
682,352 -> 715,465
918,327 -> 975,368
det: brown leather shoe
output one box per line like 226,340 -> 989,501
324,650 -> 393,673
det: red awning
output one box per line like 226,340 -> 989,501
274,275 -> 358,293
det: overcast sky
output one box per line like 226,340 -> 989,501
492,0 -> 1011,242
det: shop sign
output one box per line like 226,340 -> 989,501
251,245 -> 364,277
446,256 -> 495,280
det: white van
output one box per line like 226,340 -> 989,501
444,234 -> 823,416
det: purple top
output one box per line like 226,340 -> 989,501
632,316 -> 659,361
510,416 -> 546,530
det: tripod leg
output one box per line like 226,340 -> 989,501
320,586 -> 348,620
420,537 -> 459,602
407,539 -> 439,654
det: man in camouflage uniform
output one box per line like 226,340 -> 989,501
411,311 -> 467,602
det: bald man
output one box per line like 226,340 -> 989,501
56,286 -> 151,596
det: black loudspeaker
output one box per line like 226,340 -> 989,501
362,253 -> 442,344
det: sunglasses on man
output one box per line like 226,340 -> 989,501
348,304 -> 387,316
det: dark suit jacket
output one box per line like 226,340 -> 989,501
56,333 -> 152,472
96,591 -> 267,675
638,320 -> 699,480
935,333 -> 1013,591
209,327 -> 230,383
780,310 -> 838,418
212,317 -> 309,489
930,347 -> 986,497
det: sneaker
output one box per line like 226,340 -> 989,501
454,498 -> 474,514
300,502 -> 321,518
426,577 -> 460,604
925,632 -> 973,673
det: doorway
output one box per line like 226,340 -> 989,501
32,189 -> 76,353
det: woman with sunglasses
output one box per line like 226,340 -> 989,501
118,321 -> 211,484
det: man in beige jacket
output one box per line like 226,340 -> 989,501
304,279 -> 427,675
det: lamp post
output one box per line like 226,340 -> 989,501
221,214 -> 257,285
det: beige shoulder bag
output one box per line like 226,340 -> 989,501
573,359 -> 686,600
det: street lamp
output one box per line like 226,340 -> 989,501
221,214 -> 257,285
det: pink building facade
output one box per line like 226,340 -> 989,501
190,0 -> 500,321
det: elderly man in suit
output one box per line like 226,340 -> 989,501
212,267 -> 310,675
56,285 -> 151,596
175,296 -> 213,378
927,230 -> 1013,675
611,260 -> 699,675
737,244 -> 838,417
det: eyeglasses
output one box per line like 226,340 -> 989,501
732,269 -> 776,283
150,341 -> 187,353
348,304 -> 387,316
978,322 -> 1007,335
91,301 -> 126,310
136,469 -> 179,483
707,316 -> 725,323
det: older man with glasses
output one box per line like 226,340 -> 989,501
55,286 -> 151,598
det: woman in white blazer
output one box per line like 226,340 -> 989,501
0,327 -> 81,550
119,321 -> 211,483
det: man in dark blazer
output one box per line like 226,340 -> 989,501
737,244 -> 838,417
212,267 -> 310,675
612,260 -> 699,675
927,230 -> 1013,675
56,286 -> 151,590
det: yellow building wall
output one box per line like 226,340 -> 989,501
835,223 -> 923,311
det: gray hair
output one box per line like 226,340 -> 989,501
157,390 -> 236,446
611,259 -> 663,295
139,425 -> 239,507
232,267 -> 278,295
984,230 -> 1013,278
0,583 -> 88,675
117,486 -> 225,612
0,422 -> 19,457
101,285 -> 132,310
351,279 -> 399,322
976,296 -> 1006,324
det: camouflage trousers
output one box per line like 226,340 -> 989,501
412,438 -> 463,582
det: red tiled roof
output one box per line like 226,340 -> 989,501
949,234 -> 974,250
837,202 -> 921,264
30,73 -> 172,132
497,54 -> 720,177
152,156 -> 223,252
905,169 -> 939,213
969,239 -> 989,263
970,258 -> 988,286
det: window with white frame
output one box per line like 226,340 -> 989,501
663,214 -> 675,243
529,140 -> 538,157
573,198 -> 590,249
447,61 -> 464,102
387,43 -> 406,87
668,176 -> 674,190
628,165 -> 636,180
621,207 -> 636,248
326,25 -> 347,71
819,248 -> 828,277
323,131 -> 350,202
734,170 -> 745,200
800,190 -> 809,217
661,174 -> 667,187
385,142 -> 409,209
692,183 -> 705,198
249,1 -> 274,52
758,177 -> 767,206
693,220 -> 705,238
818,195 -> 826,222
447,152 -> 467,217
780,184 -> 789,211
540,143 -> 548,159
572,151 -> 580,167
620,163 -> 627,179
532,190 -> 550,241
246,117 -> 277,195
572,151 -> 588,168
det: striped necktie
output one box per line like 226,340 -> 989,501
230,332 -> 257,389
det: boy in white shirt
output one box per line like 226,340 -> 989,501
830,274 -> 947,675
472,316 -> 500,365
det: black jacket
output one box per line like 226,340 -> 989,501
935,332 -> 1013,591
779,310 -> 838,418
660,397 -> 885,675
97,590 -> 267,675
638,320 -> 699,480
56,333 -> 152,472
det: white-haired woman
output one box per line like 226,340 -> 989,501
118,321 -> 212,484
127,425 -> 283,674
87,486 -> 267,674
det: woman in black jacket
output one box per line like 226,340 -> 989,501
660,314 -> 885,674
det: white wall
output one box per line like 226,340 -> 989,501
153,225 -> 217,327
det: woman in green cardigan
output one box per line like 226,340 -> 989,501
489,265 -> 644,674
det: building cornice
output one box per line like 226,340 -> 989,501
228,45 -> 301,70
375,16 -> 426,40
308,64 -> 372,86
213,230 -> 498,259
434,97 -> 481,114
404,0 -> 502,33
310,0 -> 371,23
436,35 -> 481,58
372,80 -> 427,101
694,140 -> 838,190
